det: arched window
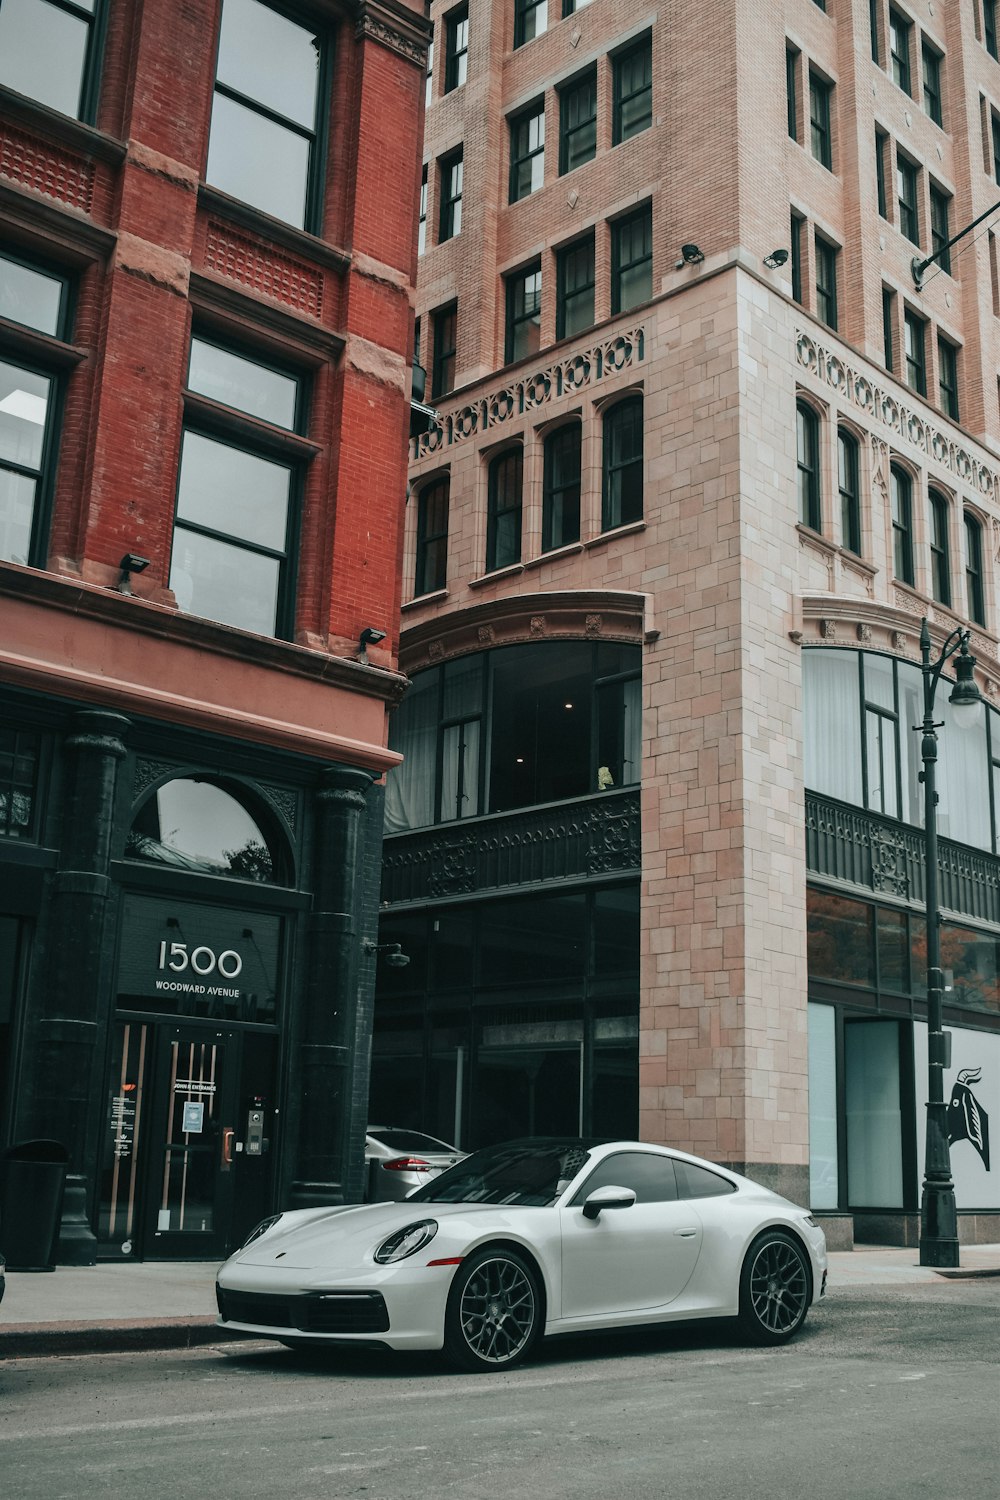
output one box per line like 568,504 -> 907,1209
127,778 -> 280,882
890,465 -> 913,585
796,402 -> 820,530
415,477 -> 449,596
964,511 -> 985,625
837,428 -> 860,554
486,448 -> 523,572
602,395 -> 643,530
542,423 -> 581,551
928,489 -> 951,607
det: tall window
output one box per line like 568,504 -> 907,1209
938,337 -> 959,420
431,303 -> 457,398
870,0 -> 881,65
809,71 -> 833,169
509,103 -> 545,203
418,164 -> 427,255
0,250 -> 70,569
929,490 -> 951,607
993,110 -> 1000,187
559,70 -> 597,175
787,47 -> 799,141
0,0 -> 103,121
965,513 -> 985,625
514,0 -> 547,48
815,236 -> 838,330
170,338 -> 305,637
838,429 -> 861,555
929,184 -> 951,274
415,478 -> 449,596
505,263 -> 542,364
486,448 -> 523,572
439,148 -> 463,241
207,0 -> 325,231
613,35 -> 652,144
444,5 -> 468,92
556,236 -> 595,340
426,30 -> 434,109
903,310 -> 926,396
889,7 -> 912,94
890,465 -> 914,584
611,204 -> 653,314
797,402 -> 821,531
921,42 -> 942,126
543,424 -> 581,552
882,286 -> 896,371
986,0 -> 999,61
875,131 -> 889,218
896,155 -> 919,243
791,213 -> 804,304
602,396 -> 643,531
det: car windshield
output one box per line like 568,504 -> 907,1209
409,1141 -> 593,1207
369,1129 -> 454,1152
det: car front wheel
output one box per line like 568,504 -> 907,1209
738,1230 -> 811,1345
443,1248 -> 541,1372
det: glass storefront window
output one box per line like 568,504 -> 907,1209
807,1003 -> 839,1209
807,889 -> 875,988
803,649 -> 863,806
876,907 -> 908,993
477,893 -> 586,986
0,729 -> 41,840
844,1020 -> 904,1207
940,924 -> 1000,1015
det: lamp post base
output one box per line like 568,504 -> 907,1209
918,1235 -> 960,1268
918,1180 -> 960,1268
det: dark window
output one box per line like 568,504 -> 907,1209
559,70 -> 597,175
509,102 -> 545,202
993,110 -> 1000,186
903,310 -> 926,395
0,0 -> 103,121
675,1161 -> 737,1200
207,0 -> 326,231
514,0 -> 547,48
986,0 -> 999,61
418,163 -> 427,255
882,286 -> 896,371
870,0 -> 881,64
556,235 -> 595,340
930,184 -> 951,273
929,489 -> 951,607
797,402 -> 821,531
611,204 -> 653,314
0,250 -> 70,569
415,478 -> 449,596
897,155 -> 919,243
444,5 -> 468,92
602,396 -> 643,530
813,0 -> 826,10
542,423 -> 581,551
571,1151 -> 678,1206
486,448 -> 523,572
0,729 -> 40,840
808,889 -> 876,988
787,47 -> 799,141
965,513 -> 986,624
431,303 -> 457,398
170,337 -> 305,638
875,131 -> 889,217
809,71 -> 833,168
838,429 -> 861,555
426,30 -> 434,108
891,465 -> 914,584
938,337 -> 959,420
791,213 -> 804,304
439,148 -> 463,241
613,35 -> 652,144
816,235 -> 838,330
505,263 -> 542,364
889,7 -> 912,94
921,43 -> 942,125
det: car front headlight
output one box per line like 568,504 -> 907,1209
242,1213 -> 283,1248
373,1219 -> 438,1265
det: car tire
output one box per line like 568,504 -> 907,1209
737,1230 -> 811,1345
443,1247 -> 542,1373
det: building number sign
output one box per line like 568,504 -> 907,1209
157,941 -> 243,979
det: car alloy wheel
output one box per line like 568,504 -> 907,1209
738,1231 -> 811,1345
444,1248 -> 541,1372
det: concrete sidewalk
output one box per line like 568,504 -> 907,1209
2,1244 -> 998,1360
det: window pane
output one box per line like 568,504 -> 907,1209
385,670 -> 438,832
175,431 -> 291,550
0,469 -> 37,566
864,652 -> 895,711
215,0 -> 319,128
188,341 -> 298,430
845,1021 -> 903,1207
0,362 -> 51,471
593,887 -> 640,976
876,907 -> 908,992
207,93 -> 311,226
169,529 -> 281,635
807,1003 -> 838,1209
807,889 -> 874,986
129,778 -> 274,879
803,648 -> 863,804
0,0 -> 88,118
573,1152 -> 677,1204
0,255 -> 63,336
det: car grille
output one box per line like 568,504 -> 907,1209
217,1288 -> 390,1334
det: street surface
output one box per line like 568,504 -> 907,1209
1,1279 -> 997,1500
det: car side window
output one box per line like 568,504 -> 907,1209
674,1161 -> 737,1199
570,1151 -> 678,1205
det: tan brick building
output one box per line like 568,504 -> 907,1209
375,0 -> 1000,1246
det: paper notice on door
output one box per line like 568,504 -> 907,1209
182,1100 -> 205,1134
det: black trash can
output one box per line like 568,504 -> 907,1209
0,1139 -> 70,1271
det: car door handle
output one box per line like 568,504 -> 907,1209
673,1227 -> 698,1238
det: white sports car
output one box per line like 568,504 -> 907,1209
216,1138 -> 827,1372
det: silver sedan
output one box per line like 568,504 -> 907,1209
364,1127 -> 466,1202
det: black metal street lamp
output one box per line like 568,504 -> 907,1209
916,618 -> 982,1268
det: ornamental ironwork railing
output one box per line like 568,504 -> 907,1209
805,792 -> 1000,927
381,789 -> 640,906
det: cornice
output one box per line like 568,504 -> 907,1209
355,0 -> 430,66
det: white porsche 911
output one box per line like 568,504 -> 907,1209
216,1138 -> 827,1372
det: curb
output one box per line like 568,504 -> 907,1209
932,1266 -> 1000,1280
0,1317 -> 252,1360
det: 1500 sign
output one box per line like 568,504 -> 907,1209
157,941 -> 243,979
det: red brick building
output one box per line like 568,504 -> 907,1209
0,0 -> 427,1262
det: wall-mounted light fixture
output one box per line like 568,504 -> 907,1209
763,248 -> 789,268
675,243 -> 705,269
361,939 -> 410,969
358,626 -> 387,662
116,553 -> 149,596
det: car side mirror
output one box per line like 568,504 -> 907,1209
582,1184 -> 637,1220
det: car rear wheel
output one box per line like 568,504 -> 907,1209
738,1230 -> 811,1345
443,1248 -> 541,1372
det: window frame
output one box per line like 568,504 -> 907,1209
602,394 -> 643,532
815,234 -> 839,330
882,286 -> 896,372
890,464 -> 915,585
929,183 -> 952,274
838,428 -> 862,556
809,69 -> 833,169
875,130 -> 889,218
791,212 -> 804,304
612,33 -> 653,145
889,7 -> 913,95
0,0 -> 107,124
787,46 -> 799,142
514,0 -> 548,49
509,101 -> 545,204
611,203 -> 653,316
929,489 -> 951,608
937,337 -> 959,421
921,41 -> 943,126
431,303 -> 457,399
505,262 -> 542,365
986,0 -> 999,62
896,154 -> 919,244
542,421 -> 582,552
444,4 -> 469,93
438,147 -> 464,242
486,446 -> 524,573
797,401 -> 821,532
559,68 -> 598,176
903,309 -> 926,396
415,476 -> 449,597
418,163 -> 428,256
556,234 -> 596,341
965,512 -> 986,625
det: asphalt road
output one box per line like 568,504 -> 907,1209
1,1280 -> 997,1500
